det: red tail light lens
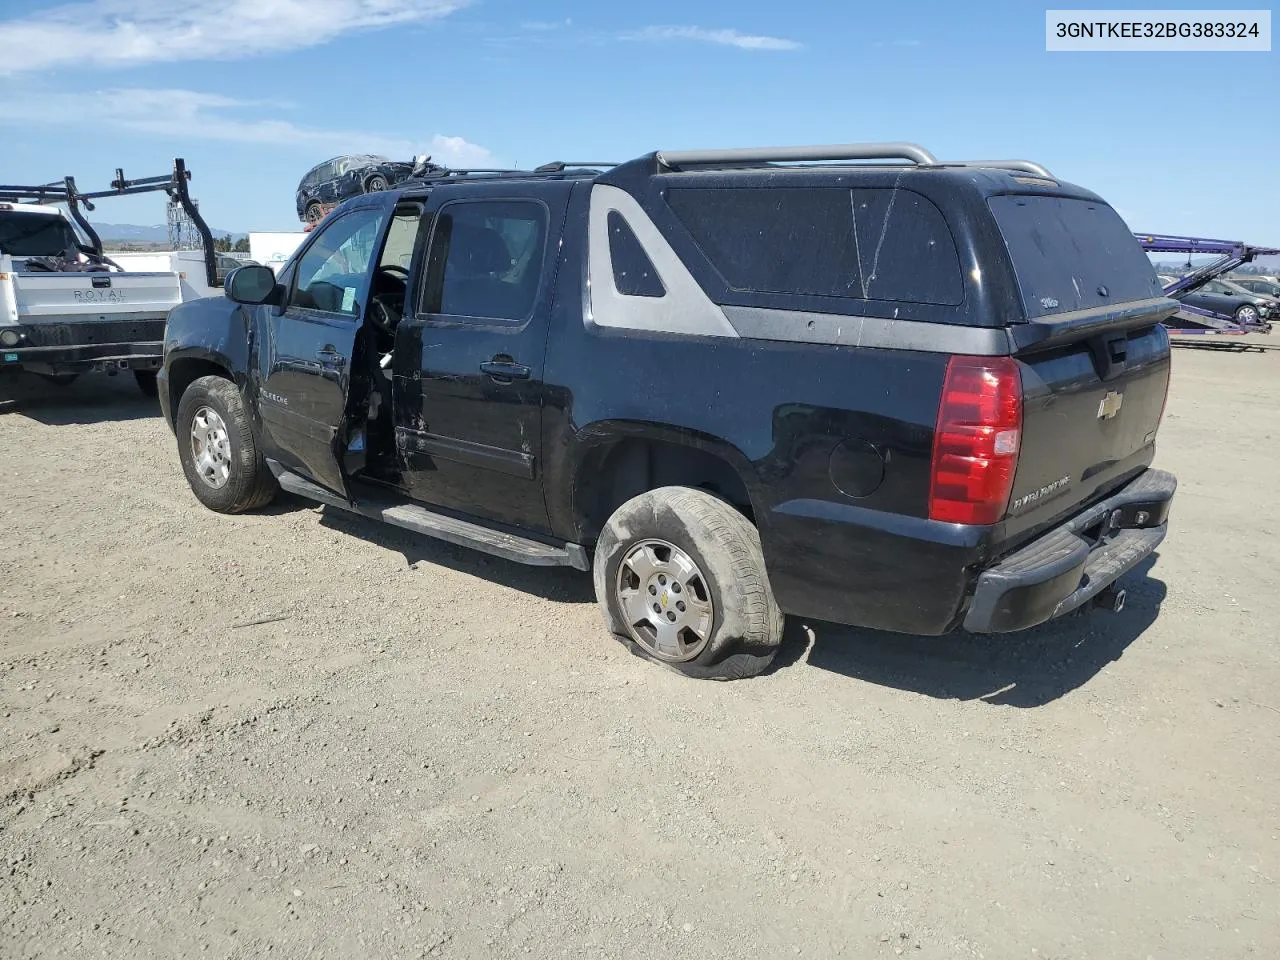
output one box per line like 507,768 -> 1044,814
929,355 -> 1023,525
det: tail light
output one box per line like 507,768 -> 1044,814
929,355 -> 1022,525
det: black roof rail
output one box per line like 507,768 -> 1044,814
534,161 -> 619,173
656,143 -> 939,168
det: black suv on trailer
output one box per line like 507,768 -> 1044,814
158,142 -> 1177,680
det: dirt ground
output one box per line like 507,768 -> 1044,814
2,340 -> 1278,960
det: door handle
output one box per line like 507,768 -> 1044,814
316,348 -> 346,368
480,359 -> 531,382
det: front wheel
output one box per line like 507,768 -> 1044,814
1234,304 -> 1259,326
365,175 -> 389,192
592,487 -> 783,680
175,375 -> 278,514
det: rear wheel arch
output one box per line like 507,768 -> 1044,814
570,427 -> 760,544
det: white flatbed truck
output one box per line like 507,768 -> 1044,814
0,160 -> 221,393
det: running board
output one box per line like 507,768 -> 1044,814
272,468 -> 589,570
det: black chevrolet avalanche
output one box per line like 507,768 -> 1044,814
159,143 -> 1176,680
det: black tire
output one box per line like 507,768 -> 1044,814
365,175 -> 389,192
304,201 -> 324,224
175,375 -> 278,514
592,486 -> 783,680
133,369 -> 158,398
1234,304 -> 1259,326
36,373 -> 78,386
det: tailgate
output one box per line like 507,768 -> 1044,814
1008,310 -> 1171,540
12,271 -> 181,318
987,194 -> 1174,544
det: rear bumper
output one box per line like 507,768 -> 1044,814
963,469 -> 1176,633
0,318 -> 166,376
1,342 -> 164,375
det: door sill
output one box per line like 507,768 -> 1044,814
270,464 -> 588,571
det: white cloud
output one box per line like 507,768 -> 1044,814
631,25 -> 801,51
0,88 -> 494,166
0,0 -> 469,74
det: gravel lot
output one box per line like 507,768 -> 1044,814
3,342 -> 1279,960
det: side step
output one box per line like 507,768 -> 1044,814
273,468 -> 589,571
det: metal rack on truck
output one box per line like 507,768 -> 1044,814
1,159 -> 218,392
1137,233 -> 1279,336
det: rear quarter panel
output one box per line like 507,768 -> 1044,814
541,194 -> 972,633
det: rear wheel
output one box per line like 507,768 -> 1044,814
365,175 -> 389,192
134,369 -> 158,398
592,486 -> 783,680
304,201 -> 325,224
175,375 -> 278,514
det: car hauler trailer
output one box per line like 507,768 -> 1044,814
1138,233 -> 1279,336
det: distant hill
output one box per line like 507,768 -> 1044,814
91,222 -> 247,243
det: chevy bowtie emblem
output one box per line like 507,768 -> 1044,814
1097,390 -> 1123,420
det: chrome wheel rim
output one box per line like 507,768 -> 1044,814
1238,306 -> 1258,324
190,406 -> 232,489
615,539 -> 715,662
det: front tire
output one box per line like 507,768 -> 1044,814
365,175 -> 389,192
304,201 -> 324,224
1234,304 -> 1259,326
592,486 -> 783,680
175,375 -> 278,514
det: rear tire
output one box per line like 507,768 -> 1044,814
365,175 -> 389,192
304,201 -> 324,224
134,369 -> 158,398
175,375 -> 278,514
592,486 -> 783,680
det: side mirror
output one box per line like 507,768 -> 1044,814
225,264 -> 282,305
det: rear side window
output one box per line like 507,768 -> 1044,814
607,211 -> 665,298
666,186 -> 963,306
420,199 -> 547,322
988,195 -> 1162,318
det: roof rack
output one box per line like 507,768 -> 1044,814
534,161 -> 619,173
653,144 -> 1056,179
657,143 -> 938,168
0,159 -> 218,288
940,160 -> 1056,178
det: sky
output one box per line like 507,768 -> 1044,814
0,0 -> 1276,236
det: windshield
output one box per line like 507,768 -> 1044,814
0,209 -> 81,258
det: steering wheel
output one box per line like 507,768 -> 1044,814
367,296 -> 401,337
379,264 -> 410,279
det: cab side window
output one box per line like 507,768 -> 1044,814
419,200 -> 547,322
289,208 -> 386,316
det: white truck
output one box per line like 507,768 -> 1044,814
0,159 -> 223,393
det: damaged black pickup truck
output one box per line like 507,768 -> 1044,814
158,143 -> 1177,680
